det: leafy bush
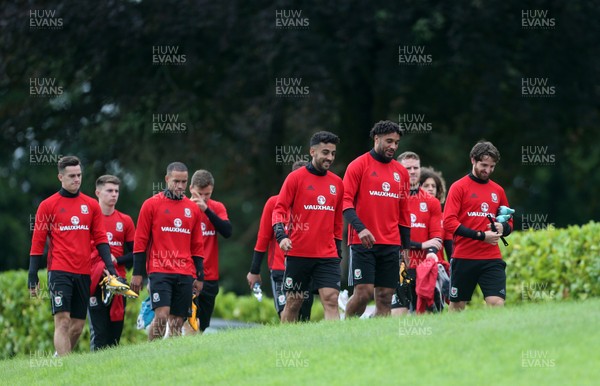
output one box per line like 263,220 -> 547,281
504,221 -> 600,302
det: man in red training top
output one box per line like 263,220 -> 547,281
443,140 -> 513,311
246,161 -> 313,321
343,121 -> 411,318
29,156 -> 119,356
187,169 -> 232,333
272,131 -> 344,322
131,162 -> 204,339
88,175 -> 135,350
391,152 -> 443,315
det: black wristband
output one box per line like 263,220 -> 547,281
193,256 -> 204,281
250,251 -> 264,274
133,252 -> 147,276
273,223 -> 289,243
409,241 -> 422,250
501,222 -> 512,237
426,247 -> 439,254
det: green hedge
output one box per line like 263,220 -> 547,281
504,221 -> 600,302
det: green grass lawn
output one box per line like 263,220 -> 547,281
2,299 -> 599,385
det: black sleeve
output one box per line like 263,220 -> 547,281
273,223 -> 289,243
133,252 -> 147,276
343,208 -> 366,234
455,225 -> 485,241
115,241 -> 134,268
409,241 -> 422,250
500,222 -> 512,237
28,255 -> 42,288
192,256 -> 204,280
335,239 -> 342,259
399,226 -> 411,250
250,250 -> 264,274
443,239 -> 453,260
205,208 -> 232,238
96,243 -> 117,275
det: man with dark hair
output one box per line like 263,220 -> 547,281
186,169 -> 232,333
343,120 -> 411,317
444,140 -> 513,311
391,151 -> 444,315
131,162 -> 204,339
29,156 -> 121,356
88,175 -> 136,350
247,160 -> 314,321
272,131 -> 344,322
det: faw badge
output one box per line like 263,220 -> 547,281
81,205 -> 89,214
116,221 -> 123,232
330,185 -> 337,195
285,277 -> 293,289
420,202 -> 428,212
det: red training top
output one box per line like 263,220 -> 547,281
30,190 -> 108,275
443,174 -> 512,259
272,166 -> 344,258
91,210 -> 135,278
134,192 -> 204,276
343,151 -> 411,245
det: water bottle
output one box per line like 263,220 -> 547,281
252,282 -> 263,302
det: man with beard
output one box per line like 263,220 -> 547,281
443,140 -> 513,311
272,131 -> 344,322
343,121 -> 411,317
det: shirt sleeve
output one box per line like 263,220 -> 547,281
124,214 -> 136,243
272,174 -> 296,226
342,160 -> 361,211
255,197 -> 276,252
428,197 -> 443,239
90,199 -> 109,245
30,200 -> 50,255
191,205 -> 205,258
397,167 -> 411,228
334,181 -> 344,240
443,183 -> 462,235
134,199 -> 153,254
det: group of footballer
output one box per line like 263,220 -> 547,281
28,119 -> 512,356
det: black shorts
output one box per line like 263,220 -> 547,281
450,258 -> 507,302
88,285 -> 126,350
391,268 -> 416,310
349,244 -> 400,288
48,270 -> 90,319
283,256 -> 341,295
148,273 -> 194,317
193,280 -> 219,331
271,269 -> 313,321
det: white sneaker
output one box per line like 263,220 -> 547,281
338,289 -> 349,312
